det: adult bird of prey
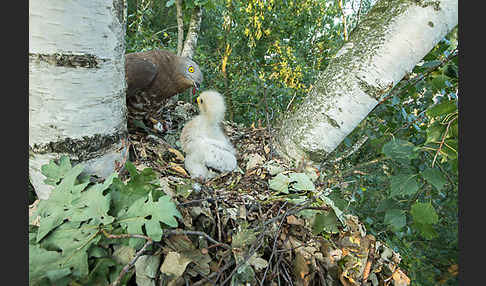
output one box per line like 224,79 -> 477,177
125,49 -> 203,126
180,90 -> 237,180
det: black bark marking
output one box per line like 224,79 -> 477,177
30,131 -> 128,161
29,53 -> 107,68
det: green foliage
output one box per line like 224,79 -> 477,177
289,172 -> 316,191
411,202 -> 439,225
332,27 -> 458,285
382,139 -> 418,163
29,157 -> 181,285
421,167 -> 447,190
312,210 -> 340,234
123,1 -> 457,284
384,209 -> 406,232
41,155 -> 73,186
268,171 -> 316,194
118,193 -> 181,246
268,173 -> 290,193
389,173 -> 419,197
126,0 -> 356,125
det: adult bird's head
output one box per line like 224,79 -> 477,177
196,90 -> 226,124
177,57 -> 203,96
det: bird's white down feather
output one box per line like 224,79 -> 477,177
181,90 -> 237,180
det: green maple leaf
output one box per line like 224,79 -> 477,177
79,258 -> 116,285
35,160 -> 117,242
289,172 -> 315,191
71,173 -> 117,225
110,161 -> 162,216
36,163 -> 89,242
40,221 -> 101,279
41,155 -> 73,186
119,193 -> 182,244
29,244 -> 71,285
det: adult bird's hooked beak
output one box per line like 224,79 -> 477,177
192,82 -> 200,96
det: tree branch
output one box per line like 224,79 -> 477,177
338,0 -> 348,41
181,6 -> 202,59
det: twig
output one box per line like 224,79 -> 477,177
433,159 -> 456,187
281,263 -> 294,285
102,229 -> 153,286
261,199 -> 314,230
263,85 -> 270,128
377,49 -> 458,107
356,0 -> 363,26
392,109 -> 427,135
217,203 -> 294,285
215,197 -> 222,242
219,227 -> 270,285
329,135 -> 369,164
286,92 -> 297,111
432,116 -> 456,167
338,0 -> 348,41
341,156 -> 389,177
115,138 -> 130,173
222,200 -> 311,285
260,202 -> 289,285
317,260 -> 327,286
191,258 -> 235,286
162,229 -> 231,250
213,258 -> 236,285
178,195 -> 226,207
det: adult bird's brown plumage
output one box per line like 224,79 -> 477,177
180,90 -> 237,180
125,49 -> 203,126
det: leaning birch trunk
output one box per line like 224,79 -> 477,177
181,6 -> 202,59
29,0 -> 128,200
274,0 -> 458,163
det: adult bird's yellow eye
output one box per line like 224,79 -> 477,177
197,97 -> 202,104
188,66 -> 194,73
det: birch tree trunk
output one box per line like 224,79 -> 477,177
175,0 -> 184,56
29,0 -> 128,200
274,0 -> 458,163
181,6 -> 202,59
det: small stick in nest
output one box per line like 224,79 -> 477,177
101,229 -> 153,286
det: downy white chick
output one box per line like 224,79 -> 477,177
180,90 -> 237,180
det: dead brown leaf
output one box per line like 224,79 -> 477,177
286,215 -> 305,226
392,268 -> 410,286
169,163 -> 189,177
168,148 -> 185,162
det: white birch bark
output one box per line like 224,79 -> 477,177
29,0 -> 128,200
274,0 -> 458,163
181,6 -> 202,59
175,0 -> 184,56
